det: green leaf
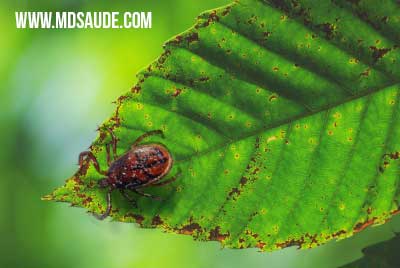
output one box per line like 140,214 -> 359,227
44,0 -> 400,250
340,233 -> 400,268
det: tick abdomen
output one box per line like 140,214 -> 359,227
107,144 -> 172,187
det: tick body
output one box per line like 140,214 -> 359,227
108,144 -> 173,188
78,130 -> 178,220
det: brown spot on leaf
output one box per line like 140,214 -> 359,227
385,152 -> 399,160
131,85 -> 141,93
227,187 -> 241,199
331,229 -> 347,238
269,95 -> 278,101
276,237 -> 304,249
200,10 -> 220,27
172,88 -> 182,97
82,196 -> 93,206
198,76 -> 210,82
379,151 -> 399,173
152,215 -> 164,226
256,241 -> 266,250
185,32 -> 199,44
263,31 -> 271,38
73,177 -> 84,185
77,193 -> 86,199
359,68 -> 371,77
209,226 -> 229,242
221,6 -> 232,16
252,167 -> 260,175
391,209 -> 400,216
240,177 -> 248,187
179,222 -> 202,235
354,217 -> 377,233
369,46 -> 391,62
157,50 -> 171,65
317,23 -> 336,39
108,94 -> 130,129
125,213 -> 145,225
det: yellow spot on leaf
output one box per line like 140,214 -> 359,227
333,112 -> 342,119
349,58 -> 359,64
136,103 -> 143,110
267,136 -> 277,143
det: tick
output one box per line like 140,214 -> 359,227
78,129 -> 178,220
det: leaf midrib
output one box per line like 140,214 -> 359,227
169,82 -> 400,164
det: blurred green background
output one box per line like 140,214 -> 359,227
1,1 -> 399,267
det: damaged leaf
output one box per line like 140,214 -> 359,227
44,0 -> 400,251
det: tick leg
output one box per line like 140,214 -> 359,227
78,151 -> 107,175
132,130 -> 164,148
106,144 -> 111,166
150,177 -> 177,187
106,128 -> 118,160
94,189 -> 112,220
134,188 -> 162,201
119,189 -> 138,208
150,170 -> 181,187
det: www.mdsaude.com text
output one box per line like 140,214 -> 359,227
15,11 -> 152,29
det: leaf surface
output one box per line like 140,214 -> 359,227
45,0 -> 400,250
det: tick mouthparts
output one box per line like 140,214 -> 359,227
98,178 -> 109,188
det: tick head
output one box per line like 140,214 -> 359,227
98,178 -> 110,188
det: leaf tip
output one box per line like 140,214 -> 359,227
41,193 -> 55,201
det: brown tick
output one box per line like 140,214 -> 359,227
78,129 -> 178,220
